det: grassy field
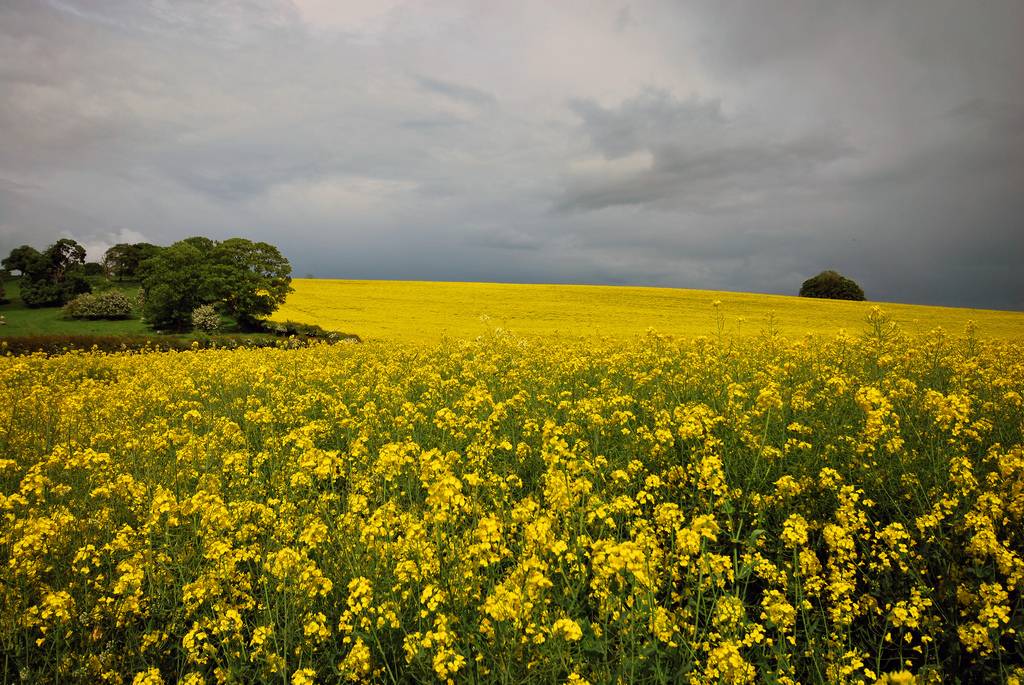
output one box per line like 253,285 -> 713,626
274,279 -> 1024,343
0,280 -> 324,350
0,279 -> 151,336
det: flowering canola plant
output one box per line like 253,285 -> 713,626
1,308 -> 1023,683
274,279 -> 1024,343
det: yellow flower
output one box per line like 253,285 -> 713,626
551,617 -> 583,642
705,641 -> 755,684
339,637 -> 372,681
780,514 -> 809,548
291,668 -> 316,685
131,668 -> 164,685
761,590 -> 796,630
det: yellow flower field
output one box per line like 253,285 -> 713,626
273,279 -> 1024,343
2,307 -> 1023,683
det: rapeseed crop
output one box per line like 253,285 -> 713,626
274,279 -> 1024,343
2,308 -> 1023,683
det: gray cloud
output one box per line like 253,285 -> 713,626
0,0 -> 1021,311
414,75 -> 497,107
559,89 -> 852,212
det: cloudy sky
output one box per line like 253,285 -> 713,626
2,1 -> 1022,309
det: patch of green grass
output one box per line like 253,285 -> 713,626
0,278 -> 358,353
0,278 -> 151,336
1,278 -> 250,338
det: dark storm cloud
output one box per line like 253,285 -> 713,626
559,89 -> 852,212
567,91 -> 727,159
1,0 -> 1022,310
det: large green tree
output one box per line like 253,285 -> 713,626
208,238 -> 292,329
103,242 -> 161,280
140,241 -> 210,331
140,237 -> 292,332
2,245 -> 41,276
44,239 -> 87,281
12,239 -> 91,307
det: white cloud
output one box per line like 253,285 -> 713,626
58,228 -> 152,264
260,175 -> 420,220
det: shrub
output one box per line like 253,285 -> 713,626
21,279 -> 66,308
0,333 -> 353,356
192,304 -> 221,333
799,270 -> 866,301
260,319 -> 356,341
63,290 -> 134,320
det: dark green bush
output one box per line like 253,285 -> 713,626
260,319 -> 354,341
0,333 -> 356,357
83,262 -> 106,277
20,279 -> 66,308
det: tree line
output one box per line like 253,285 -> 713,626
2,237 -> 867,330
2,237 -> 292,332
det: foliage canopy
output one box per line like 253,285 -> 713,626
799,270 -> 866,301
140,242 -> 209,331
140,237 -> 292,331
5,239 -> 91,308
103,243 -> 160,281
208,238 -> 292,329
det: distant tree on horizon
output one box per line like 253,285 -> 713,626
84,262 -> 105,277
103,242 -> 161,280
799,270 -> 866,301
2,245 -> 40,276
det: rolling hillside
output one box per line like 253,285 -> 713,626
274,279 -> 1024,343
